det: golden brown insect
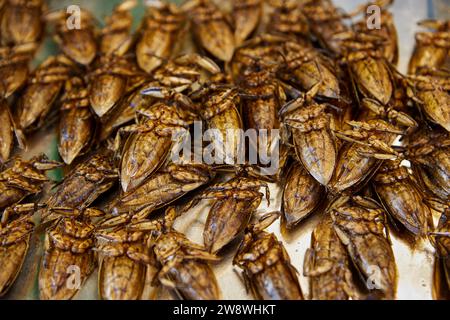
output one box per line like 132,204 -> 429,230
58,77 -> 95,165
88,54 -> 142,118
339,31 -> 394,106
329,195 -> 397,299
232,0 -> 262,46
329,119 -> 403,194
279,86 -> 338,186
404,128 -> 450,201
39,207 -> 104,300
45,8 -> 97,66
190,75 -> 243,165
186,174 -> 270,254
429,203 -> 450,300
42,150 -> 117,222
88,1 -> 139,118
116,90 -> 197,192
0,42 -> 36,98
233,212 -> 303,300
303,216 -> 356,300
99,0 -> 136,56
15,55 -> 75,133
0,98 -> 15,164
131,207 -> 222,300
95,224 -> 158,300
282,162 -> 324,229
351,0 -> 398,65
373,160 -> 433,238
408,20 -> 450,75
98,79 -> 153,142
233,34 -> 341,101
182,0 -> 235,62
404,71 -> 450,133
266,0 -> 310,44
0,203 -> 36,297
101,163 -> 214,227
0,155 -> 61,210
0,0 -> 45,47
235,57 -> 285,163
136,1 -> 186,73
301,0 -> 350,56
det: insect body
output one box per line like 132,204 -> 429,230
42,151 -> 117,222
282,162 -> 324,229
58,77 -> 95,165
130,208 -> 222,300
408,20 -> 450,75
330,196 -> 397,299
0,204 -> 35,296
182,0 -> 235,62
329,119 -> 403,194
0,155 -> 61,210
136,1 -> 186,73
15,55 -> 75,132
0,0 -> 45,47
303,216 -> 356,300
373,160 -> 432,237
233,212 -> 303,300
39,208 -> 104,300
45,8 -> 97,66
232,0 -> 262,46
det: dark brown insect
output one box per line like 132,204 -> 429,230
282,162 -> 324,229
136,1 -> 186,73
233,212 -> 303,300
329,195 -> 397,299
0,203 -> 36,297
182,0 -> 235,62
58,77 -> 95,165
373,160 -> 433,237
0,42 -> 36,98
0,0 -> 45,47
186,174 -> 270,254
15,54 -> 75,133
45,8 -> 97,66
42,150 -> 117,222
232,0 -> 262,46
279,86 -> 338,186
39,208 -> 104,300
303,215 -> 356,300
404,128 -> 450,201
131,207 -> 222,300
329,119 -> 403,194
0,155 -> 61,210
408,20 -> 450,75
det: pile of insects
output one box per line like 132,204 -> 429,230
0,0 -> 449,300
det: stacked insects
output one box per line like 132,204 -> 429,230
0,0 -> 449,300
